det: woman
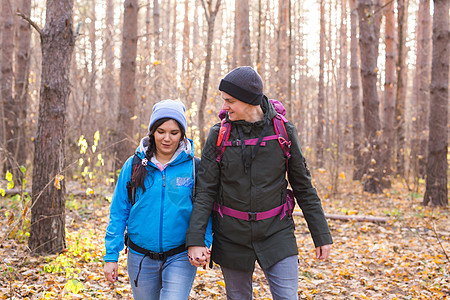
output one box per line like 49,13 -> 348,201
104,99 -> 212,300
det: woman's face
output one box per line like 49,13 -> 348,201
153,119 -> 182,157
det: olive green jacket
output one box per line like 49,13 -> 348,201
186,96 -> 332,271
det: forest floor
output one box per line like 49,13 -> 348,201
0,175 -> 449,299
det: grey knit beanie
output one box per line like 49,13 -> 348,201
218,66 -> 264,106
148,99 -> 187,132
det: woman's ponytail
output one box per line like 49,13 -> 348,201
130,136 -> 155,192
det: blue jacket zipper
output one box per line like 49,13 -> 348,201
159,171 -> 166,252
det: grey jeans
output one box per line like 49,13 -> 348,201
220,255 -> 299,300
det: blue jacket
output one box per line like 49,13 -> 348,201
104,138 -> 212,262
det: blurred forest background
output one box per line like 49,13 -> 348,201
0,0 -> 449,299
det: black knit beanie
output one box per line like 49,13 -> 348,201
218,66 -> 264,106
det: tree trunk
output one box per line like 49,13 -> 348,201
423,0 -> 448,207
382,0 -> 396,184
316,0 -> 325,167
103,0 -> 115,126
115,0 -> 138,171
276,0 -> 289,109
394,0 -> 409,176
153,0 -> 161,100
333,0 -> 347,194
29,0 -> 75,255
1,0 -> 18,176
412,0 -> 431,180
183,0 -> 190,71
14,0 -> 32,171
350,0 -> 363,180
357,0 -> 383,193
256,0 -> 263,74
171,0 -> 177,64
88,0 -> 97,133
235,0 -> 251,66
199,0 -> 221,147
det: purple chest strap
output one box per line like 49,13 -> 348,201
223,134 -> 279,147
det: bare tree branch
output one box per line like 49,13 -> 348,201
16,11 -> 42,35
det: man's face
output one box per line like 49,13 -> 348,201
220,91 -> 252,121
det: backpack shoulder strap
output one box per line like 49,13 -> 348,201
273,114 -> 291,159
216,119 -> 231,163
126,154 -> 142,206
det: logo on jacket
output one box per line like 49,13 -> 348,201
176,177 -> 194,188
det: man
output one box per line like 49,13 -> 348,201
187,66 -> 332,299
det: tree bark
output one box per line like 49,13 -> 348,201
199,0 -> 221,147
357,0 -> 383,193
87,0 -> 97,134
332,0 -> 347,193
316,0 -> 326,168
350,0 -> 363,180
14,0 -> 32,172
115,0 -> 138,171
394,0 -> 409,176
423,0 -> 448,207
412,0 -> 431,179
29,0 -> 75,255
1,0 -> 18,176
276,0 -> 290,111
235,0 -> 251,66
183,0 -> 190,71
153,0 -> 161,100
382,0 -> 396,184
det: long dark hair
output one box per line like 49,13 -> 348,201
130,117 -> 186,192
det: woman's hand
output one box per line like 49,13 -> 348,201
188,246 -> 211,267
315,244 -> 332,260
104,262 -> 119,283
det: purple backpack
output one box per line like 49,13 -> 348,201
214,99 -> 295,222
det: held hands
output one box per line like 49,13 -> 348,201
315,244 -> 332,260
104,262 -> 119,283
187,246 -> 211,268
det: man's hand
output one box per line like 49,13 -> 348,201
104,262 -> 119,283
315,244 -> 332,260
187,246 -> 211,267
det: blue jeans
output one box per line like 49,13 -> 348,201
221,255 -> 299,300
127,250 -> 196,300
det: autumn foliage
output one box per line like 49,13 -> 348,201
1,172 -> 449,299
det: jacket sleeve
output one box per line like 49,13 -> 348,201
103,157 -> 133,262
286,123 -> 333,248
186,124 -> 221,247
204,216 -> 213,248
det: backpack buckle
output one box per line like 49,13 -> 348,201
231,140 -> 241,147
248,212 -> 257,221
148,252 -> 166,260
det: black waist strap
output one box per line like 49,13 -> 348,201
126,236 -> 187,287
127,236 -> 186,260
